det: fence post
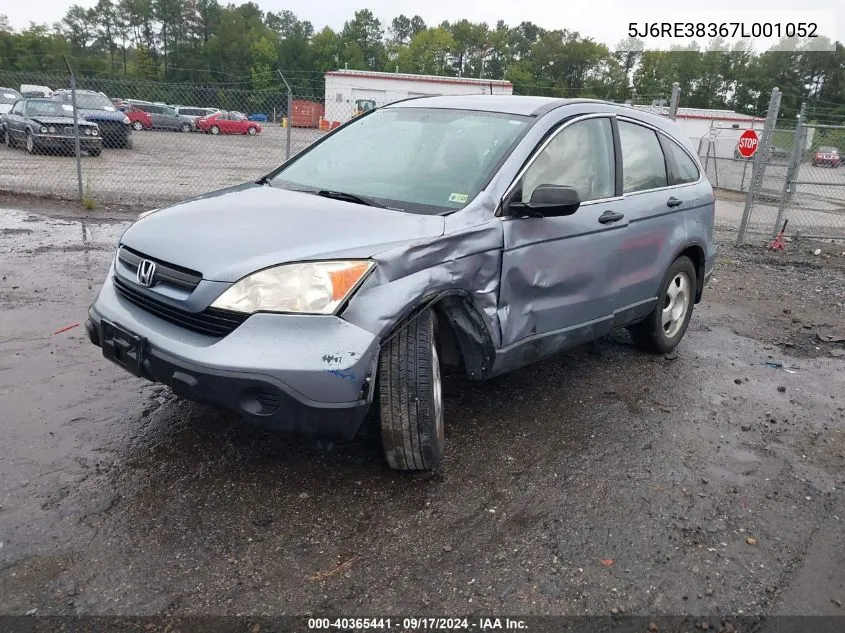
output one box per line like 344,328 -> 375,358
64,57 -> 84,202
736,87 -> 781,246
772,102 -> 806,236
669,82 -> 680,120
276,69 -> 292,160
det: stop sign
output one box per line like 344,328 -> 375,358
737,129 -> 759,158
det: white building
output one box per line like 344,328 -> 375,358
631,105 -> 767,158
323,69 -> 513,122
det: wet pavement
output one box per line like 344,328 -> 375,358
1,206 -> 844,617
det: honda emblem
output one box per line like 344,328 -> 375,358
137,259 -> 157,287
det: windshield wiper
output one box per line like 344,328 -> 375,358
266,183 -> 389,209
314,189 -> 386,208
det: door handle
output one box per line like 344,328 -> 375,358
598,210 -> 625,224
667,197 -> 683,208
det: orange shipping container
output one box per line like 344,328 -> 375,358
291,100 -> 324,128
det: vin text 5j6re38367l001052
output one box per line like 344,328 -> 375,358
85,95 -> 716,471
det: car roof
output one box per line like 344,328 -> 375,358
385,95 -> 683,133
386,95 -> 566,116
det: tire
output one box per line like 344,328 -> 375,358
378,308 -> 445,471
210,125 -> 220,135
180,122 -> 191,133
25,131 -> 36,154
247,126 -> 257,136
132,121 -> 143,131
629,255 -> 697,354
4,128 -> 11,148
89,146 -> 101,157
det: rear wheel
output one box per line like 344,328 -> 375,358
629,255 -> 696,354
378,309 -> 445,471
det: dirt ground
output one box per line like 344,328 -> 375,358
1,201 -> 844,622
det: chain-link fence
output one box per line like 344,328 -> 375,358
733,90 -> 845,244
0,70 -> 361,207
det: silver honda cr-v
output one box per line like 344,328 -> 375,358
86,95 -> 716,471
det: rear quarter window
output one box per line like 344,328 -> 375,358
659,135 -> 700,185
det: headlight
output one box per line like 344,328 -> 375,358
211,261 -> 374,315
92,128 -> 99,136
39,126 -> 48,133
84,127 -> 92,135
48,126 -> 56,134
122,115 -> 130,124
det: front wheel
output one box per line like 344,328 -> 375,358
132,121 -> 143,131
378,309 -> 445,471
89,146 -> 101,157
247,126 -> 257,135
180,122 -> 191,133
25,131 -> 36,154
210,125 -> 220,135
4,128 -> 11,148
629,255 -> 697,353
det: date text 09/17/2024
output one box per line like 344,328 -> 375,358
628,22 -> 818,39
307,618 -> 528,630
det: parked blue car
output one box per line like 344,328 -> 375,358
86,95 -> 716,471
52,89 -> 133,148
248,113 -> 268,122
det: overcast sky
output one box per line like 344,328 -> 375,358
5,0 -> 841,52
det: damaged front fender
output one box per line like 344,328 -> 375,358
341,214 -> 504,379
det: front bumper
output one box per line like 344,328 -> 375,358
86,273 -> 380,440
34,134 -> 101,150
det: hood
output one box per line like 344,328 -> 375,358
78,109 -> 126,122
120,183 -> 445,282
31,116 -> 92,126
0,104 -> 12,114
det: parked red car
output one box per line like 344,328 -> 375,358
119,105 -> 153,131
812,146 -> 841,168
196,111 -> 261,135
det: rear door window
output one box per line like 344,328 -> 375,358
618,120 -> 668,193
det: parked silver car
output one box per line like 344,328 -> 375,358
175,106 -> 218,131
130,102 -> 191,132
85,95 -> 716,471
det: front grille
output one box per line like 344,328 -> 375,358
118,246 -> 202,291
113,276 -> 248,337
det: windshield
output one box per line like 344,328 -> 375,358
0,89 -> 22,104
269,107 -> 529,214
25,100 -> 74,117
818,147 -> 837,153
75,93 -> 117,111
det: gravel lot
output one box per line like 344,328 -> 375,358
0,125 -> 324,207
1,200 -> 844,622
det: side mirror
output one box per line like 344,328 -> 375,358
507,184 -> 581,218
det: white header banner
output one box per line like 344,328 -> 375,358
617,10 -> 838,52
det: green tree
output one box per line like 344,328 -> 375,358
397,26 -> 454,75
341,9 -> 384,70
